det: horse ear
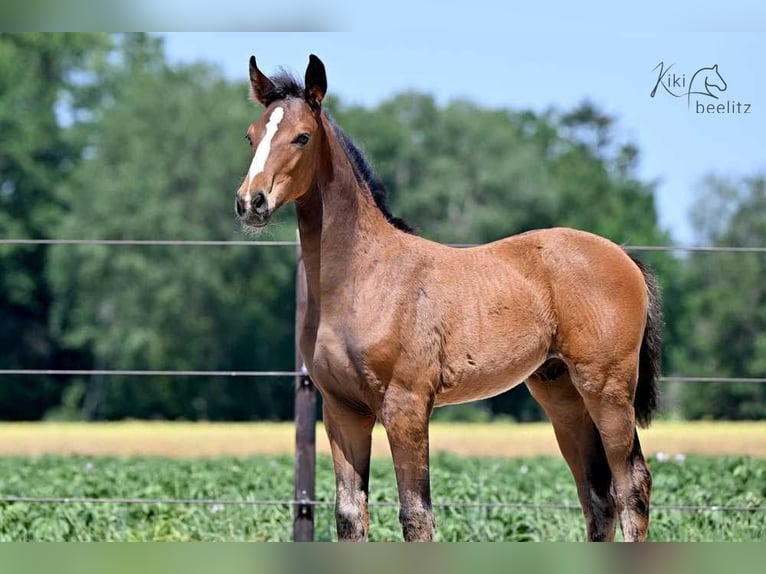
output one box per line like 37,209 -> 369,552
249,56 -> 276,106
304,54 -> 327,111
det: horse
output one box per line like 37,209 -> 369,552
234,54 -> 662,542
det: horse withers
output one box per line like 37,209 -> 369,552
235,54 -> 662,542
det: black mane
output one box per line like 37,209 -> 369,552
265,73 -> 413,233
329,118 -> 414,233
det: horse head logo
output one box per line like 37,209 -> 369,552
651,62 -> 729,108
687,64 -> 727,105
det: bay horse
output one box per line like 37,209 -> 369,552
235,55 -> 662,542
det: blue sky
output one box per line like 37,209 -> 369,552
161,29 -> 765,243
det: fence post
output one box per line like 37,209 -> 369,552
293,234 -> 316,541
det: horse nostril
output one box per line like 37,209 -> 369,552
252,191 -> 267,216
235,196 -> 247,217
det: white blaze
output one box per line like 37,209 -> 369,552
246,106 -> 284,194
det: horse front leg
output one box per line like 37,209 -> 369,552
322,396 -> 376,541
381,385 -> 435,542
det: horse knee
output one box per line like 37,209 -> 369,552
399,504 -> 435,542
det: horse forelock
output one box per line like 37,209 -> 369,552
260,70 -> 304,106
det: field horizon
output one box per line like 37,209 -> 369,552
1,420 -> 764,458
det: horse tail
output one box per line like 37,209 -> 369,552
630,255 -> 663,428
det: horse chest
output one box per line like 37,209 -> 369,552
305,323 -> 388,405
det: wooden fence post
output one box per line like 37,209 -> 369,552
293,235 -> 316,541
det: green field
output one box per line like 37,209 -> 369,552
0,454 -> 763,541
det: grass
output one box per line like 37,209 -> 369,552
0,421 -> 763,541
0,453 -> 763,541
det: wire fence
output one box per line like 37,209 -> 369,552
4,237 -> 760,383
0,239 -> 296,247
1,370 -> 764,385
0,369 -> 300,378
1,238 -> 766,253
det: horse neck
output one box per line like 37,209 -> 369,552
296,114 -> 396,302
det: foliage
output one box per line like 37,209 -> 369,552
47,52 -> 296,420
675,176 -> 766,419
0,454 -> 762,541
0,33 -> 111,419
431,401 -> 494,423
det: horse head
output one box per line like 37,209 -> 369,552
235,55 -> 327,229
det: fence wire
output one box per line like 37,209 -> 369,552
3,238 -> 764,384
0,495 -> 762,513
1,238 -> 766,253
0,239 -> 296,247
1,370 -> 764,385
0,369 -> 300,378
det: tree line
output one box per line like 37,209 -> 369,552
1,33 -> 764,421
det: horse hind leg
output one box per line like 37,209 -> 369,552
574,369 -> 653,542
526,370 -> 617,541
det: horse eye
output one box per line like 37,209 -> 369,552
244,134 -> 253,146
292,133 -> 310,146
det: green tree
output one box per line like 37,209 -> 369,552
0,33 -> 110,419
677,175 -> 766,419
48,47 -> 296,420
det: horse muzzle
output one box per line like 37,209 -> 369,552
235,190 -> 270,227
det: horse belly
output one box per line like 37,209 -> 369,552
433,348 -> 547,406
